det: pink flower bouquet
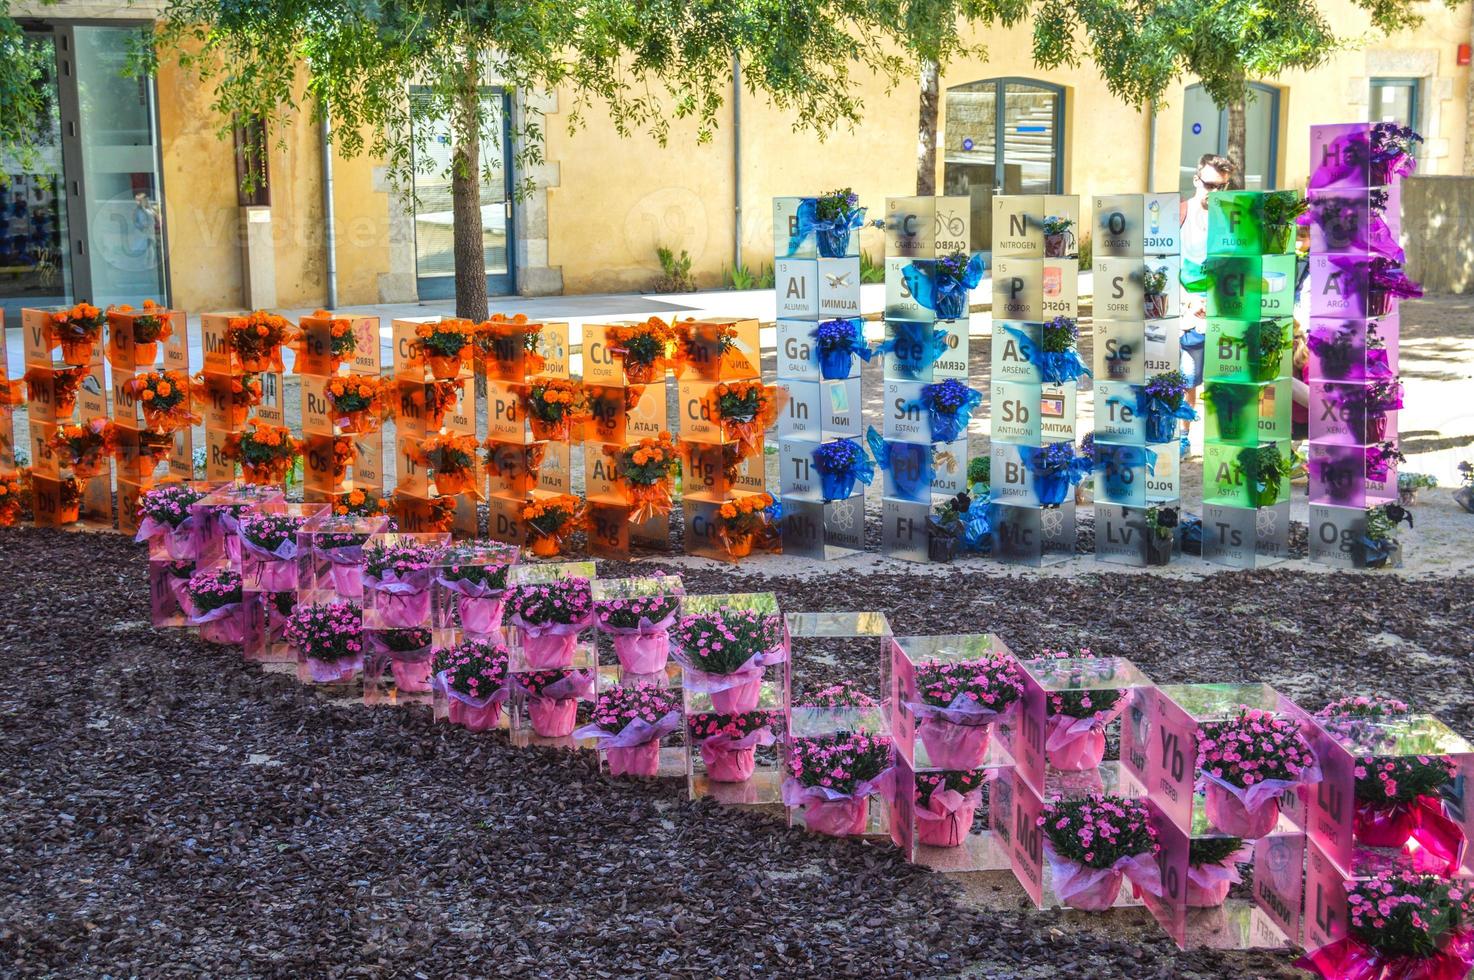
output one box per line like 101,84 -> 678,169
572,685 -> 683,777
688,710 -> 777,783
434,638 -> 510,731
363,541 -> 440,628
670,608 -> 787,713
1185,836 -> 1251,908
239,511 -> 305,592
905,655 -> 1022,770
1039,794 -> 1161,911
185,566 -> 245,645
507,578 -> 594,669
437,545 -> 516,635
312,520 -> 379,597
283,600 -> 364,683
595,591 -> 683,674
915,769 -> 988,848
509,669 -> 596,738
134,484 -> 205,560
781,730 -> 893,837
1198,707 -> 1321,838
1296,871 -> 1474,980
368,626 -> 435,692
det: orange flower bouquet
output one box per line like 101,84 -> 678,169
128,369 -> 199,433
325,375 -> 388,433
216,373 -> 266,428
476,314 -> 544,376
48,303 -> 107,366
608,317 -> 674,384
606,432 -> 680,523
0,471 -> 27,526
334,487 -> 392,519
394,491 -> 457,532
308,310 -> 358,371
23,365 -> 88,418
225,311 -> 295,373
586,384 -> 647,442
48,418 -> 117,479
412,318 -> 475,380
57,475 -> 85,523
704,380 -> 783,458
485,440 -> 547,494
400,379 -> 461,430
117,430 -> 177,480
413,433 -> 480,496
522,378 -> 585,441
106,300 -> 172,366
224,420 -> 302,484
672,318 -> 737,378
522,494 -> 585,557
328,435 -> 356,480
716,492 -> 775,558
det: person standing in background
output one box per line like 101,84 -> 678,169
1178,154 -> 1237,444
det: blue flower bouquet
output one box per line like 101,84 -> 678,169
1141,371 -> 1197,445
1002,317 -> 1091,385
866,427 -> 932,502
915,379 -> 983,444
1022,442 -> 1091,507
812,318 -> 871,381
877,321 -> 949,381
901,251 -> 985,320
811,437 -> 875,502
790,188 -> 866,258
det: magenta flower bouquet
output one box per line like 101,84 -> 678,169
311,514 -> 382,597
436,543 -> 517,634
1039,794 -> 1161,911
795,680 -> 877,709
572,685 -> 683,777
433,638 -> 510,731
1184,836 -> 1251,908
185,566 -> 245,645
1296,871 -> 1474,980
367,626 -> 436,693
595,591 -> 683,675
239,512 -> 305,591
670,608 -> 787,713
363,541 -> 440,628
508,668 -> 596,738
1039,649 -> 1128,772
134,484 -> 205,559
905,655 -> 1023,770
782,730 -> 893,837
1198,707 -> 1321,838
914,768 -> 988,848
688,710 -> 777,783
283,600 -> 364,684
506,578 -> 594,669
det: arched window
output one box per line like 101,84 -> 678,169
943,78 -> 1065,198
1179,83 -> 1281,193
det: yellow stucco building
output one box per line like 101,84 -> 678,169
3,0 -> 1469,319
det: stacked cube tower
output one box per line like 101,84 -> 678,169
1199,193 -> 1297,567
198,311 -> 288,484
480,319 -> 576,547
1090,194 -> 1184,566
773,195 -> 867,559
988,195 -> 1081,566
675,317 -> 768,560
876,196 -> 973,562
1304,123 -> 1411,567
297,311 -> 384,510
390,317 -> 481,536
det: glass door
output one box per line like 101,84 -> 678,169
411,88 -> 515,299
1178,83 -> 1281,194
0,32 -> 70,320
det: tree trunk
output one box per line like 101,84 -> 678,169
1465,16 -> 1474,173
916,60 -> 939,195
452,52 -> 488,321
1226,90 -> 1247,189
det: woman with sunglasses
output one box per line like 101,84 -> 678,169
1177,153 -> 1237,443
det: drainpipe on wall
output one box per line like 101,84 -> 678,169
321,105 -> 339,309
1146,99 -> 1158,193
733,54 -> 743,274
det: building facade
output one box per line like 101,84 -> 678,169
3,0 -> 1470,319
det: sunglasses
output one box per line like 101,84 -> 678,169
1196,174 -> 1228,191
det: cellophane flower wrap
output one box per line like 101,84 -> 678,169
433,638 -> 511,730
410,318 -> 474,376
284,600 -> 364,681
185,566 -> 245,644
324,375 -> 387,433
48,418 -> 116,478
810,437 -> 875,502
507,578 -> 593,669
225,310 -> 295,373
24,364 -> 87,416
915,768 -> 988,847
573,684 -> 683,748
1198,708 -> 1321,833
782,730 -> 894,835
48,302 -> 107,361
866,427 -> 934,501
1369,122 -> 1424,184
1040,794 -> 1162,910
521,494 -> 584,554
670,608 -> 786,710
689,710 -> 777,782
475,313 -> 545,375
1138,370 -> 1197,444
363,540 -> 439,627
1002,316 -> 1092,385
715,492 -> 774,556
1040,650 -> 1128,770
224,421 -> 302,485
606,433 -> 679,523
908,654 -> 1023,769
413,433 -> 481,496
1185,835 -> 1252,907
913,379 -> 983,444
811,318 -> 871,380
1021,441 -> 1092,506
507,668 -> 597,738
607,317 -> 674,383
134,484 -> 205,558
901,251 -> 985,319
797,188 -> 867,258
876,321 -> 950,381
437,545 -> 515,633
367,625 -> 435,690
1296,871 -> 1474,980
704,380 -> 781,458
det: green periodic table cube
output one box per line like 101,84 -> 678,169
1204,254 -> 1264,320
1204,317 -> 1293,384
1204,438 -> 1293,508
1206,191 -> 1268,256
1202,379 -> 1292,446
